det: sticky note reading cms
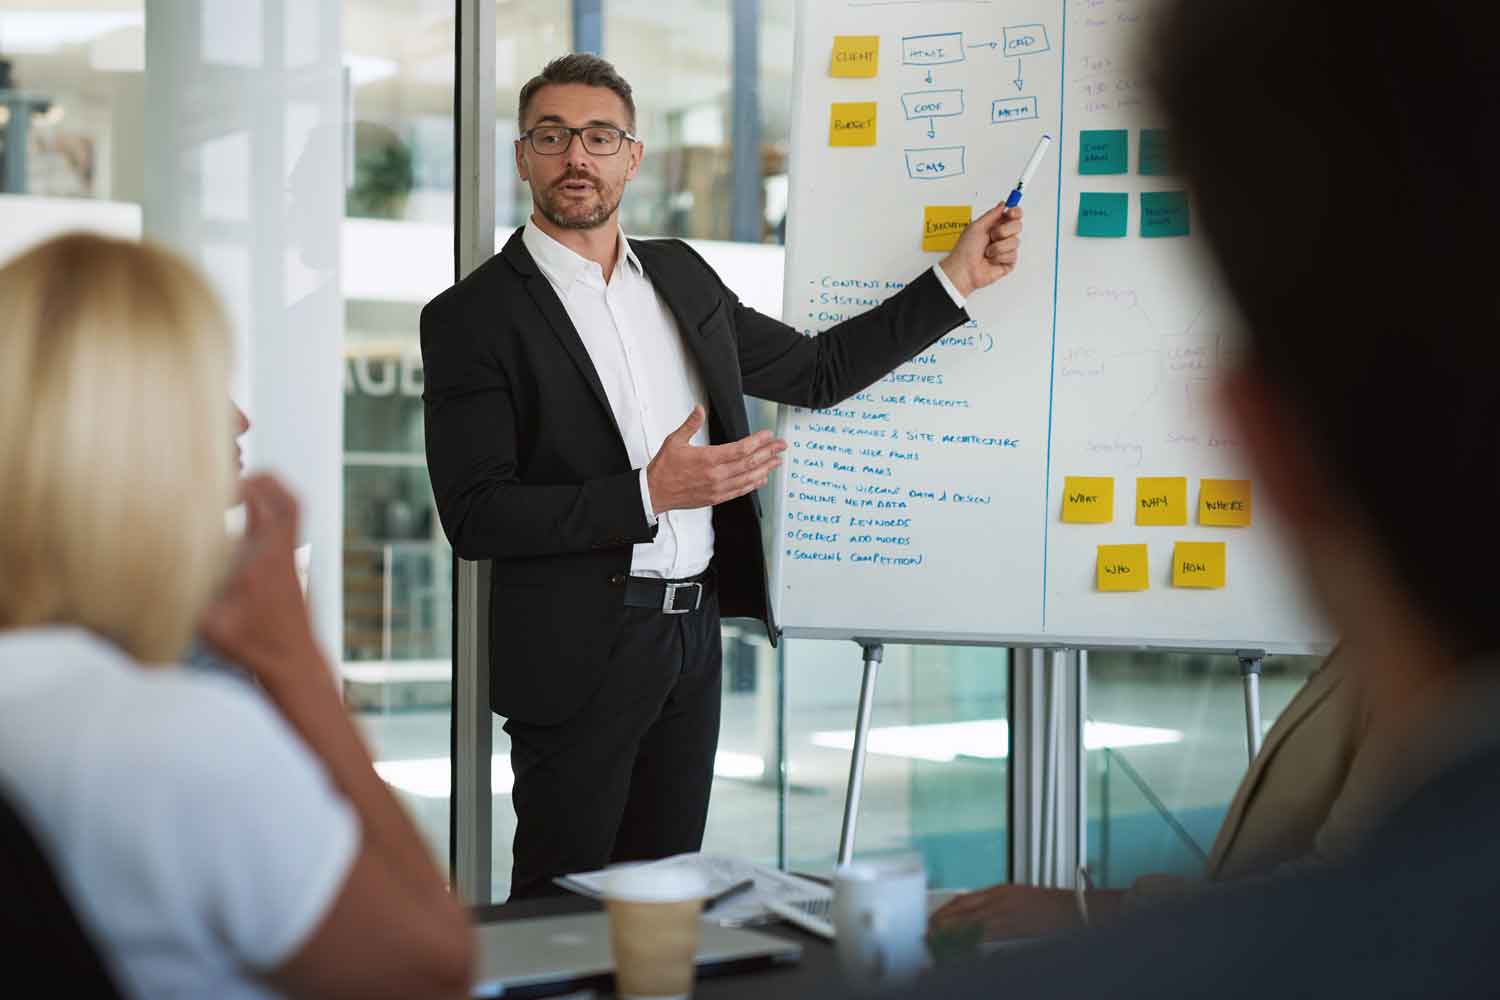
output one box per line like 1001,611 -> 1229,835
1078,129 -> 1128,175
922,205 -> 971,253
1136,477 -> 1187,526
1062,476 -> 1115,524
831,35 -> 880,78
1141,191 -> 1190,237
1172,541 -> 1227,588
1078,192 -> 1128,238
1097,544 -> 1150,592
1199,479 -> 1252,526
830,102 -> 878,147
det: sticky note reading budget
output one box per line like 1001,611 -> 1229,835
1098,544 -> 1150,592
1078,192 -> 1128,238
831,36 -> 880,77
1141,191 -> 1190,237
1200,479 -> 1252,527
830,102 -> 878,146
922,205 -> 971,252
1079,129 -> 1128,175
1062,476 -> 1114,524
1136,477 -> 1187,526
1173,541 -> 1227,588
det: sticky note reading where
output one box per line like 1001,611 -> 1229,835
922,205 -> 971,252
1062,476 -> 1114,524
1078,192 -> 1128,238
1200,479 -> 1252,527
1097,544 -> 1150,592
1139,129 -> 1176,175
1136,476 -> 1187,526
830,102 -> 878,146
1079,129 -> 1128,175
831,35 -> 880,77
1141,191 -> 1190,237
1173,541 -> 1227,588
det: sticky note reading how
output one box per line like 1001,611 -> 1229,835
1062,476 -> 1115,524
831,35 -> 880,77
1139,129 -> 1176,175
1098,544 -> 1150,592
830,102 -> 878,147
922,205 -> 971,252
1136,477 -> 1188,526
1079,129 -> 1128,175
1078,192 -> 1128,238
1200,479 -> 1253,527
1141,191 -> 1190,237
1173,541 -> 1227,588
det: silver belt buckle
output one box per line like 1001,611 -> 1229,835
662,581 -> 703,614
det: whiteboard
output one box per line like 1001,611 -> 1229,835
770,0 -> 1332,655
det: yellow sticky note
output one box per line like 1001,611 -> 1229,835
830,102 -> 878,147
1097,544 -> 1150,592
1136,476 -> 1188,526
831,35 -> 880,78
1199,479 -> 1253,527
1173,541 -> 1227,588
922,205 -> 971,252
1061,476 -> 1115,524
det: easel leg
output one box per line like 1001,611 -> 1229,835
1239,654 -> 1264,762
837,642 -> 884,866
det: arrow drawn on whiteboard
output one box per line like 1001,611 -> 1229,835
924,69 -> 934,84
967,40 -> 999,50
1013,57 -> 1025,91
927,117 -> 937,139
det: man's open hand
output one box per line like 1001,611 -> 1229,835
647,406 -> 786,514
939,204 -> 1023,298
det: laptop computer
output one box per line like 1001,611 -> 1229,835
472,911 -> 802,998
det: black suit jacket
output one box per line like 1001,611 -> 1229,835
421,228 -> 967,724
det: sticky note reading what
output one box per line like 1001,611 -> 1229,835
1136,476 -> 1187,526
1062,476 -> 1115,524
1200,479 -> 1252,527
1141,191 -> 1190,237
830,102 -> 878,146
922,205 -> 971,253
1139,129 -> 1176,175
1173,541 -> 1227,589
1079,129 -> 1128,175
1078,192 -> 1128,238
831,36 -> 880,77
1098,544 -> 1150,592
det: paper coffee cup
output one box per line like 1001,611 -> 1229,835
603,865 -> 709,1000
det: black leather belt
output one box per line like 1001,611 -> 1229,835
622,566 -> 715,614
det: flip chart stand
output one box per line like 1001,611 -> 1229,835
837,641 -> 885,865
1237,650 -> 1265,762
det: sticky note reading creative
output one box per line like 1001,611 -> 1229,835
1078,129 -> 1128,175
1200,479 -> 1252,526
830,102 -> 878,146
1078,192 -> 1128,238
1136,477 -> 1187,526
831,35 -> 880,77
1097,544 -> 1150,592
922,205 -> 971,252
1141,191 -> 1190,237
1172,541 -> 1227,588
1062,476 -> 1114,524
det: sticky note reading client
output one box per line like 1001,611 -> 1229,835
831,36 -> 880,78
1173,541 -> 1227,589
1097,544 -> 1149,592
1136,477 -> 1187,526
922,205 -> 971,252
1062,476 -> 1114,524
830,102 -> 878,146
1199,479 -> 1252,527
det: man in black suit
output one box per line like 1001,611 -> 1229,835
421,53 -> 1024,899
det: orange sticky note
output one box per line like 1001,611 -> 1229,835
1136,476 -> 1188,526
922,205 -> 971,252
831,35 -> 880,78
830,102 -> 878,146
1172,541 -> 1227,588
1199,479 -> 1252,527
1062,476 -> 1115,524
1097,544 -> 1150,592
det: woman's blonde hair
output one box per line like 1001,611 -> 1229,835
0,234 -> 235,663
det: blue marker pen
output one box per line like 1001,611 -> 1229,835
1005,133 -> 1054,208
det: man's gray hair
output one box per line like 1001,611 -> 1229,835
518,53 -> 636,130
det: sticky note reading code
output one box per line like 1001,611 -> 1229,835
1141,191 -> 1190,237
830,102 -> 878,146
1061,476 -> 1114,524
831,36 -> 880,78
1173,541 -> 1227,588
922,205 -> 971,252
1079,129 -> 1128,175
1078,192 -> 1128,238
1098,544 -> 1150,592
1136,477 -> 1187,526
1200,479 -> 1252,526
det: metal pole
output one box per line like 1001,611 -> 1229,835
729,0 -> 763,242
1040,649 -> 1064,885
1074,649 -> 1088,881
837,642 -> 884,866
1238,652 -> 1264,762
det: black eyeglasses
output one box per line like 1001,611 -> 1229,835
520,125 -> 638,156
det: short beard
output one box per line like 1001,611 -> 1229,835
537,181 -> 622,231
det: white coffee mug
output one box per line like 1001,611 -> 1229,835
832,855 -> 929,990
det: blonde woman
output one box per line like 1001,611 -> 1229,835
0,234 -> 471,999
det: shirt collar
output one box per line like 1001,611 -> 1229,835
522,220 -> 641,293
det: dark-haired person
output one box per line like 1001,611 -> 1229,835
421,53 -> 1026,900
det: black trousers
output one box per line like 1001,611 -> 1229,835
504,588 -> 723,901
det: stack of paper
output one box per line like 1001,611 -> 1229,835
555,853 -> 832,927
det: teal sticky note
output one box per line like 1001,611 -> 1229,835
1139,129 -> 1175,175
1079,129 -> 1128,175
1078,192 -> 1128,237
1141,191 -> 1190,237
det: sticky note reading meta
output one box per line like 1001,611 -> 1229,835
1062,476 -> 1114,524
1098,544 -> 1150,592
922,205 -> 971,252
831,35 -> 880,77
1141,191 -> 1190,237
1136,477 -> 1188,526
1078,192 -> 1128,238
1200,479 -> 1252,526
1139,129 -> 1176,175
830,102 -> 878,146
1079,129 -> 1128,175
1173,541 -> 1227,588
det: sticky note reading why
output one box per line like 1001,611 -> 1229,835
1098,544 -> 1150,592
1200,479 -> 1253,527
830,102 -> 878,146
1079,129 -> 1128,175
1173,541 -> 1227,589
1136,476 -> 1187,526
1062,476 -> 1114,524
1139,129 -> 1176,175
1078,192 -> 1128,238
831,35 -> 880,77
1141,191 -> 1190,237
922,205 -> 971,252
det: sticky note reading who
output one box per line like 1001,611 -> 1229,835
831,36 -> 880,77
830,102 -> 878,146
1078,192 -> 1127,238
1136,477 -> 1187,526
1200,479 -> 1252,526
1139,129 -> 1176,175
922,205 -> 971,252
1079,129 -> 1128,175
1173,541 -> 1227,588
1098,544 -> 1150,592
1062,476 -> 1114,524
